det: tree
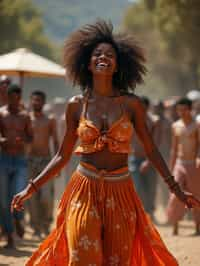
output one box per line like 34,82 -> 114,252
0,0 -> 55,59
155,0 -> 200,91
123,0 -> 200,96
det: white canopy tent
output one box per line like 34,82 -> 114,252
0,48 -> 65,87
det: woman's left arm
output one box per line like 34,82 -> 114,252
129,96 -> 200,209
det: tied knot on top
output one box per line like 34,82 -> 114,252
94,134 -> 118,151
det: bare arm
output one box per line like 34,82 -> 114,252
24,114 -> 34,143
139,116 -> 160,173
0,112 -> 10,147
169,125 -> 178,172
129,97 -> 171,177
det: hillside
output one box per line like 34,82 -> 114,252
33,0 -> 132,42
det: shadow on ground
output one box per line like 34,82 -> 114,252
0,246 -> 32,258
0,237 -> 41,259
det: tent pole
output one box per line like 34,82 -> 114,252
19,72 -> 24,88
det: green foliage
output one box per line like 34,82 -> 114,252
123,0 -> 200,97
0,0 -> 55,59
155,0 -> 200,90
155,0 -> 200,57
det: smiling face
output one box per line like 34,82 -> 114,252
89,42 -> 118,77
31,95 -> 45,112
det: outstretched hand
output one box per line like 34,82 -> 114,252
182,192 -> 200,209
11,188 -> 32,213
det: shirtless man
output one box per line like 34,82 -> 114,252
0,84 -> 33,248
167,98 -> 200,235
128,96 -> 159,219
28,91 -> 59,237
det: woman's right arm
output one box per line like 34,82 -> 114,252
11,96 -> 80,212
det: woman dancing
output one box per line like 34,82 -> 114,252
12,20 -> 200,266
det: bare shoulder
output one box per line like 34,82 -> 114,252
66,94 -> 85,120
193,119 -> 200,130
47,113 -> 56,121
0,105 -> 7,117
149,113 -> 160,124
172,120 -> 183,135
19,109 -> 31,119
68,94 -> 84,105
172,119 -> 182,128
122,93 -> 143,109
0,105 -> 7,113
122,93 -> 144,119
122,92 -> 140,102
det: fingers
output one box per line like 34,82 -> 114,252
186,196 -> 200,209
185,202 -> 192,209
193,199 -> 200,208
11,195 -> 24,213
11,195 -> 18,213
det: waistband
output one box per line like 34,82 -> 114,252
77,162 -> 130,181
176,158 -> 196,165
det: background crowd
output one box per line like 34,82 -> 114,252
0,74 -> 199,250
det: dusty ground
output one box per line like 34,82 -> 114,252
0,214 -> 199,266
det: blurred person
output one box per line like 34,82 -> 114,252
152,101 -> 172,208
51,98 -> 71,203
0,84 -> 33,248
12,20 -> 200,265
164,98 -> 179,123
167,98 -> 200,235
128,96 -> 159,220
187,89 -> 200,122
52,97 -> 65,117
51,97 -> 66,152
43,102 -> 53,116
186,90 -> 200,102
28,90 -> 59,237
152,101 -> 171,161
0,75 -> 11,107
0,75 -> 11,239
192,99 -> 200,123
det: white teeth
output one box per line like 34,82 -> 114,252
97,62 -> 108,67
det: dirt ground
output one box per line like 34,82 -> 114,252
0,212 -> 199,266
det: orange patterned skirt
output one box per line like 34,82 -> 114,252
26,162 -> 178,266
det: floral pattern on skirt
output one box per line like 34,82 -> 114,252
26,163 -> 178,266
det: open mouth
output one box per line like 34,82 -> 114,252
96,62 -> 109,69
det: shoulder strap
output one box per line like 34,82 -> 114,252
81,93 -> 89,119
117,96 -> 126,116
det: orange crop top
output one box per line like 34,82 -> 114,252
74,96 -> 133,154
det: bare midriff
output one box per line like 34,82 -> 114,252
29,118 -> 51,157
0,110 -> 30,156
80,147 -> 128,171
